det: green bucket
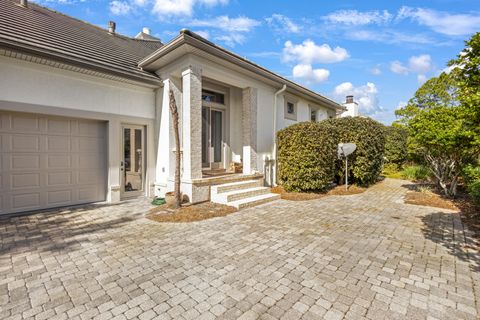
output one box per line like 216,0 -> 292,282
151,197 -> 166,206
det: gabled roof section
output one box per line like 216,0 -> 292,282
0,0 -> 163,84
139,30 -> 344,111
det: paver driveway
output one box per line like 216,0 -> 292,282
1,178 -> 480,320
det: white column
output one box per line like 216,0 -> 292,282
107,118 -> 121,202
242,87 -> 258,174
181,65 -> 202,180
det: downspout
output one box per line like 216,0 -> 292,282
272,84 -> 287,186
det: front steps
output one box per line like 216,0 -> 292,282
211,179 -> 280,209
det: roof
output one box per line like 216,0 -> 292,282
0,0 -> 163,84
140,30 -> 344,111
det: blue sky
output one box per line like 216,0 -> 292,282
35,0 -> 479,124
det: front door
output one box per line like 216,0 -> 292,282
121,124 -> 145,198
202,107 -> 224,169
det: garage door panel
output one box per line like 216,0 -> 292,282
10,154 -> 41,170
47,172 -> 72,187
47,190 -> 72,205
12,192 -> 41,210
0,111 -> 107,215
48,154 -> 72,169
46,118 -> 71,134
46,135 -> 71,152
11,173 -> 40,189
11,135 -> 40,152
11,114 -> 41,132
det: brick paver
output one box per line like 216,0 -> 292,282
1,178 -> 480,319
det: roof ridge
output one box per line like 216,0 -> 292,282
25,0 -> 139,42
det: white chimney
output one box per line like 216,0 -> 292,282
341,95 -> 359,117
20,0 -> 28,7
142,27 -> 151,35
108,21 -> 116,34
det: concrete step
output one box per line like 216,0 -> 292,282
211,187 -> 270,204
211,180 -> 263,194
228,193 -> 281,209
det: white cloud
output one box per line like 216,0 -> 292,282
214,34 -> 246,46
408,54 -> 432,73
193,30 -> 210,39
417,74 -> 427,85
109,1 -> 131,15
395,101 -> 407,110
398,6 -> 480,36
152,0 -> 228,17
292,64 -> 330,83
390,61 -> 409,75
390,54 -> 433,76
334,82 -> 379,113
324,10 -> 392,25
283,40 -> 349,64
371,67 -> 381,75
266,14 -> 301,33
189,16 -> 260,32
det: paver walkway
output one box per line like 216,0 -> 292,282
1,178 -> 480,320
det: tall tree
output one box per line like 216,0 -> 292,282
169,90 -> 181,208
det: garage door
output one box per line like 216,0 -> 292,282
0,111 -> 107,215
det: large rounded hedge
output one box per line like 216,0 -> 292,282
324,117 -> 386,186
277,122 -> 337,192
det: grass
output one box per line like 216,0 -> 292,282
382,164 -> 431,182
147,202 -> 237,223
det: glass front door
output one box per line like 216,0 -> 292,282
202,107 -> 224,168
121,125 -> 144,197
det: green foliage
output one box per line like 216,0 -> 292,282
463,164 -> 480,207
324,117 -> 386,186
382,163 -> 404,179
401,165 -> 431,181
396,71 -> 477,197
384,126 -> 408,166
450,32 -> 480,146
277,122 -> 337,192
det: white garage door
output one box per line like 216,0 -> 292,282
0,111 -> 107,215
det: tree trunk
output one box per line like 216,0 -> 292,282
169,90 -> 182,208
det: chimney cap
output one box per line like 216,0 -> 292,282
346,95 -> 354,104
108,21 -> 116,34
20,0 -> 28,7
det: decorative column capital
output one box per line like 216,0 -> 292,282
181,65 -> 202,77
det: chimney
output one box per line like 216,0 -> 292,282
346,95 -> 354,104
108,21 -> 116,34
142,27 -> 151,35
20,0 -> 27,7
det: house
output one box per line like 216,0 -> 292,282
0,0 -> 344,215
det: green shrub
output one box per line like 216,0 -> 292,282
277,122 -> 337,192
382,163 -> 403,179
384,126 -> 408,166
401,165 -> 431,181
324,117 -> 386,186
463,165 -> 480,206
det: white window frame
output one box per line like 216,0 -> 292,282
284,95 -> 298,121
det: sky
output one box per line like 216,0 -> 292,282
33,0 -> 480,124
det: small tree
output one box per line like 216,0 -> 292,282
169,90 -> 181,208
396,72 -> 476,197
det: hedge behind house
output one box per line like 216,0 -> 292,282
324,117 -> 386,186
277,122 -> 337,192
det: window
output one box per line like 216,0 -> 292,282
284,97 -> 297,120
202,90 -> 225,104
310,109 -> 317,122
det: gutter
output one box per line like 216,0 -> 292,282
272,84 -> 287,186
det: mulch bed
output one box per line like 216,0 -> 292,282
271,184 -> 367,201
404,189 -> 458,211
147,202 -> 237,223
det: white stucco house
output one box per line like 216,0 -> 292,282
0,0 -> 344,215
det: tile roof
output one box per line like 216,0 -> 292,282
0,0 -> 163,83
